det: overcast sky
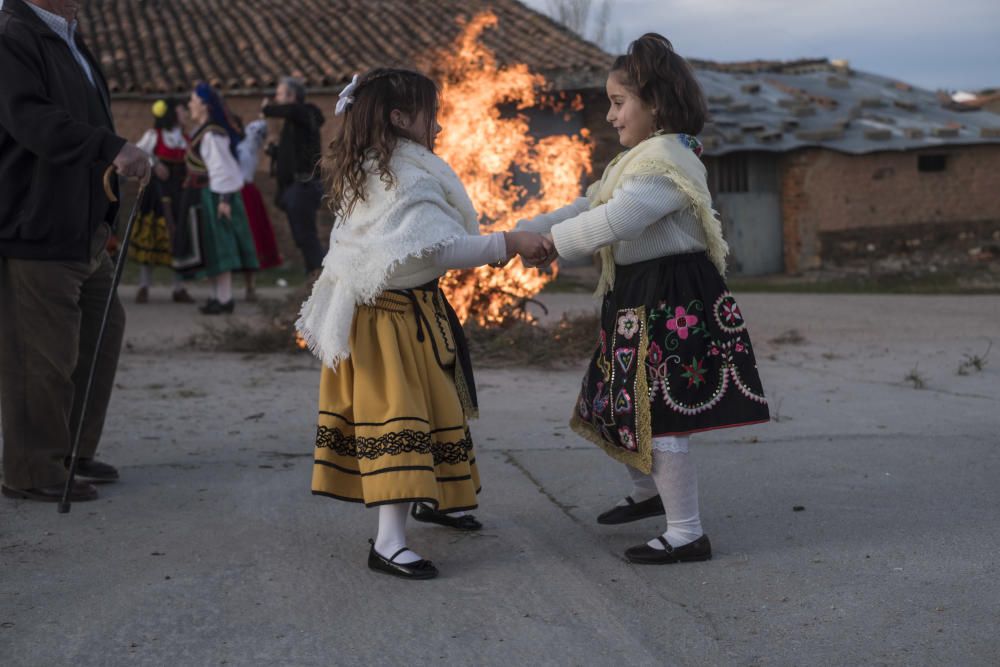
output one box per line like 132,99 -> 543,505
522,0 -> 1000,92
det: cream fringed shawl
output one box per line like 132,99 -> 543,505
296,139 -> 480,369
589,133 -> 728,296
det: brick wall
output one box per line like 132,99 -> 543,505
778,145 -> 1000,273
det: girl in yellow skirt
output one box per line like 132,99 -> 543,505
296,68 -> 551,579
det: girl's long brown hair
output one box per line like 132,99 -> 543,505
323,68 -> 439,221
612,33 -> 708,135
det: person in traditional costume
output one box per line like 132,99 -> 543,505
235,117 -> 283,301
518,34 -> 770,565
131,97 -> 194,304
176,83 -> 260,314
296,68 -> 552,580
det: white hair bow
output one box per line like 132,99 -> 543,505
335,74 -> 359,116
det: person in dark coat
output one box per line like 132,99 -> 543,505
261,76 -> 326,274
0,0 -> 151,502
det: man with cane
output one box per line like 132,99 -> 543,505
0,0 -> 150,502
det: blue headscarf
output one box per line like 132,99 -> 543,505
195,82 -> 243,155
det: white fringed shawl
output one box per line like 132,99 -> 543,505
590,133 -> 729,296
296,139 -> 480,369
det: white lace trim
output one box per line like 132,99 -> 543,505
652,435 -> 689,454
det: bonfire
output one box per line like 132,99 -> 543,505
434,11 -> 593,325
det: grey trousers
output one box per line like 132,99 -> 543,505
0,225 -> 125,488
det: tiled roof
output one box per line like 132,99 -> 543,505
78,0 -> 613,96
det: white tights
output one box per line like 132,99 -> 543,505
212,271 -> 233,304
374,503 -> 422,564
138,265 -> 184,290
624,436 -> 704,549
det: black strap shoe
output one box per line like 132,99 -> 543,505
65,458 -> 119,484
367,540 -> 439,580
596,494 -> 665,525
411,502 -> 483,531
199,299 -> 231,315
625,534 -> 712,564
2,480 -> 98,503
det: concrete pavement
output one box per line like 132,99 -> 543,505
1,290 -> 998,666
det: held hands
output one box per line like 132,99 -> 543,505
217,201 -> 232,220
113,142 -> 151,184
504,231 -> 557,267
533,233 -> 558,267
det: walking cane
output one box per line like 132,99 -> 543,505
58,167 -> 147,514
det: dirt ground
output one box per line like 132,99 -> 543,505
1,283 -> 998,666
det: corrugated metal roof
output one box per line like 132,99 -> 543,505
693,59 -> 1000,156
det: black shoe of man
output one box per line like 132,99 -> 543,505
2,480 -> 98,502
65,458 -> 119,484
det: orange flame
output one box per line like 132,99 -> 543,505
435,11 -> 593,325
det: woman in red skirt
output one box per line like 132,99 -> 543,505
236,118 -> 284,300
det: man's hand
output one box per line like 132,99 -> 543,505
153,162 -> 169,181
113,143 -> 151,182
218,201 -> 232,220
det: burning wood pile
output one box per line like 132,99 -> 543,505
434,11 -> 593,325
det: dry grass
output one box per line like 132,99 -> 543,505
190,284 -> 312,354
903,365 -> 927,389
957,341 -> 992,376
191,284 -> 600,367
769,329 -> 807,345
467,313 -> 599,368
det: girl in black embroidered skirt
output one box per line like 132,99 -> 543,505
519,34 -> 770,564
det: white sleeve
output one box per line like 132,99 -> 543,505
235,119 -> 268,183
429,232 -> 507,270
135,129 -> 157,156
200,133 -> 245,194
515,197 -> 589,234
550,175 -> 689,261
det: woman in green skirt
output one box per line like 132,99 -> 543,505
175,83 -> 259,314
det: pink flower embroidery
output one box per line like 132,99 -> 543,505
666,306 -> 699,340
735,342 -> 745,353
616,311 -> 640,340
722,301 -> 742,324
648,341 -> 663,365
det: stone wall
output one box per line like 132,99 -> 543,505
778,145 -> 1000,273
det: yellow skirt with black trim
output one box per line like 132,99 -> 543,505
312,288 -> 481,511
129,211 -> 173,266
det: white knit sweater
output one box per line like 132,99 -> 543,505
385,232 -> 507,288
518,174 -> 707,264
